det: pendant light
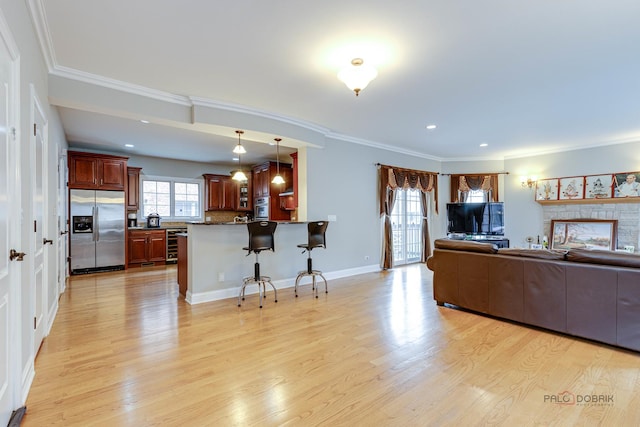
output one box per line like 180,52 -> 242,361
232,130 -> 248,181
233,129 -> 246,154
271,138 -> 285,185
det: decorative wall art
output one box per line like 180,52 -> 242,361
535,178 -> 558,201
550,219 -> 617,251
585,174 -> 613,199
614,172 -> 640,198
559,177 -> 584,200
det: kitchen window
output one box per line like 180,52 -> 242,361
141,176 -> 203,221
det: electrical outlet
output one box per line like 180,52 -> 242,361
206,216 -> 212,222
328,214 -> 337,222
364,255 -> 370,260
218,272 -> 225,282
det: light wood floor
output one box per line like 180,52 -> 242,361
23,264 -> 640,426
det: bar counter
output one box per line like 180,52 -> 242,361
184,221 -> 310,304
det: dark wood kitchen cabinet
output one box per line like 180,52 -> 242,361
128,229 -> 167,266
203,174 -> 236,211
68,151 -> 128,190
251,161 -> 292,199
126,166 -> 142,210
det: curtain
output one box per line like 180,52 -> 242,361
449,174 -> 499,202
379,165 -> 438,269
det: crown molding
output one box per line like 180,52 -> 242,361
50,65 -> 192,106
26,0 -> 55,71
325,131 -> 443,161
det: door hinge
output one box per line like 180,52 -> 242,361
34,123 -> 37,136
11,127 -> 16,140
34,220 -> 37,233
34,317 -> 37,329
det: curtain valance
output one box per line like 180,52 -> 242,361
449,174 -> 499,202
378,165 -> 439,214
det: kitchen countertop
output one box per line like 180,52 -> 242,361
189,221 -> 307,225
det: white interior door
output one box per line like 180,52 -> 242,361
0,13 -> 20,426
32,89 -> 49,355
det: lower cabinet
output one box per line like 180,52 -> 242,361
128,229 -> 167,266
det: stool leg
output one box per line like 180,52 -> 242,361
312,275 -> 317,298
294,273 -> 303,297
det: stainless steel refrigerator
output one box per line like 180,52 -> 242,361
70,189 -> 126,273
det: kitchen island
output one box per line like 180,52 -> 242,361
184,221 -> 312,304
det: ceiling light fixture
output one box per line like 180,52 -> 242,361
124,144 -> 134,148
232,130 -> 248,181
271,138 -> 285,185
337,58 -> 377,96
426,124 -> 437,130
480,143 -> 488,147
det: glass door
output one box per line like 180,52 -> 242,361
390,188 -> 423,265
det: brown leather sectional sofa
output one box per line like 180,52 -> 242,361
426,238 -> 640,352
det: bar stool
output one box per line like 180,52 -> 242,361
295,221 -> 329,298
238,221 -> 278,308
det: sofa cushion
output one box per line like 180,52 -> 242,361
567,248 -> 640,268
497,248 -> 567,260
434,238 -> 498,253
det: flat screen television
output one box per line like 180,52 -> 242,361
446,202 -> 504,235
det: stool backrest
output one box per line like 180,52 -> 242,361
307,221 -> 328,249
247,221 -> 277,252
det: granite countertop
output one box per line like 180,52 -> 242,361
189,221 -> 307,225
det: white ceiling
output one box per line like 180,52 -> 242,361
31,0 -> 640,163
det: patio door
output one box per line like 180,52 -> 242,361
390,188 -> 422,266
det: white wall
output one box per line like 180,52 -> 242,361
0,0 -> 68,404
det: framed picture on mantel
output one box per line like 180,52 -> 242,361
550,219 -> 617,251
535,178 -> 558,201
559,177 -> 584,200
614,172 -> 640,198
585,174 -> 613,199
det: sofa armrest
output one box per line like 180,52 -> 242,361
434,238 -> 498,253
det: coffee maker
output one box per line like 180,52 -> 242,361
127,212 -> 138,227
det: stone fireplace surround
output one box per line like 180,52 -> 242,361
541,202 -> 640,252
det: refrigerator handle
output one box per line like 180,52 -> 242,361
95,206 -> 99,241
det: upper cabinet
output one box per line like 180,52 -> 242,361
127,166 -> 142,210
68,151 -> 128,190
252,161 -> 292,200
203,173 -> 241,211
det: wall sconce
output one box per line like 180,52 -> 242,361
520,176 -> 537,189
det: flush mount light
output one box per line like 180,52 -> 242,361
426,124 -> 437,130
337,58 -> 378,96
480,143 -> 488,147
125,144 -> 134,148
140,120 -> 150,124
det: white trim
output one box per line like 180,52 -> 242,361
186,264 -> 380,305
26,0 -> 56,71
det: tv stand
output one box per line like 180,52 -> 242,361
466,235 -> 509,248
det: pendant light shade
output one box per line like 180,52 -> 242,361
338,58 -> 378,96
232,130 -> 248,181
271,138 -> 285,185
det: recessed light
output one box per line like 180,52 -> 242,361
426,124 -> 437,130
140,120 -> 150,124
479,143 -> 488,147
125,144 -> 134,148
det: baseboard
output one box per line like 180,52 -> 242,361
187,264 -> 380,305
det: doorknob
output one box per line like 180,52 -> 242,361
9,249 -> 26,261
43,238 -> 53,245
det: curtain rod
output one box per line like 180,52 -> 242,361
440,172 -> 510,176
375,163 -> 440,175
